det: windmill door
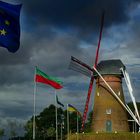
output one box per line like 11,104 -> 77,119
106,120 -> 112,132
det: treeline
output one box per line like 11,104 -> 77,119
24,104 -> 83,140
7,102 -> 140,140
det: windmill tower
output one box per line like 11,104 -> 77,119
91,59 -> 129,132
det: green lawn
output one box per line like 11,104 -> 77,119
69,132 -> 140,140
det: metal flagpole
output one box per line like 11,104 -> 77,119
77,112 -> 79,140
67,104 -> 69,140
33,67 -> 37,140
55,90 -> 58,140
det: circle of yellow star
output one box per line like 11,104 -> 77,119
5,20 -> 10,26
0,29 -> 7,35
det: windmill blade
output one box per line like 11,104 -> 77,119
94,11 -> 105,66
121,68 -> 140,122
69,56 -> 94,76
69,59 -> 92,77
71,56 -> 94,72
81,11 -> 105,131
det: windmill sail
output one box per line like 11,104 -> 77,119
69,56 -> 93,77
81,12 -> 105,130
121,68 -> 140,123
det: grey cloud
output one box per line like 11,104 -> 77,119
21,0 -> 135,29
0,100 -> 32,118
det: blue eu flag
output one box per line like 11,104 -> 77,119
0,1 -> 22,53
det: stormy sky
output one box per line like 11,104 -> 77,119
0,0 -> 140,135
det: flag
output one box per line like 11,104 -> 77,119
0,1 -> 22,53
68,104 -> 77,112
68,104 -> 82,117
56,95 -> 64,107
35,67 -> 63,89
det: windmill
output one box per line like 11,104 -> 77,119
70,57 -> 140,132
91,60 -> 129,132
69,13 -> 140,132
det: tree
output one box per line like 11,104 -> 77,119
24,104 -> 94,139
24,104 -> 64,140
10,131 -> 16,139
68,112 -> 82,133
0,128 -> 4,140
84,111 -> 93,132
7,120 -> 17,140
47,127 -> 55,138
24,118 -> 33,139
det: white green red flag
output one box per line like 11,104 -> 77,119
35,67 -> 63,89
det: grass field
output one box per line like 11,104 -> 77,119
69,132 -> 140,140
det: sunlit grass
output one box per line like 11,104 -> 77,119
69,132 -> 140,140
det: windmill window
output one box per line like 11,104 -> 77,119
106,109 -> 112,114
97,92 -> 100,96
118,91 -> 120,96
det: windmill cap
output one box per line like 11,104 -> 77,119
93,59 -> 125,78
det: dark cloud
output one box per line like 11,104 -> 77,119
21,0 -> 138,30
0,100 -> 32,118
18,0 -> 140,44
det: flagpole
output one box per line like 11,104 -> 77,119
67,104 -> 69,140
55,90 -> 58,140
77,112 -> 79,140
33,67 -> 37,140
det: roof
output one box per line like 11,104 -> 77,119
93,59 -> 125,78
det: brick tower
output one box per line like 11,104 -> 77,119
91,59 -> 129,132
